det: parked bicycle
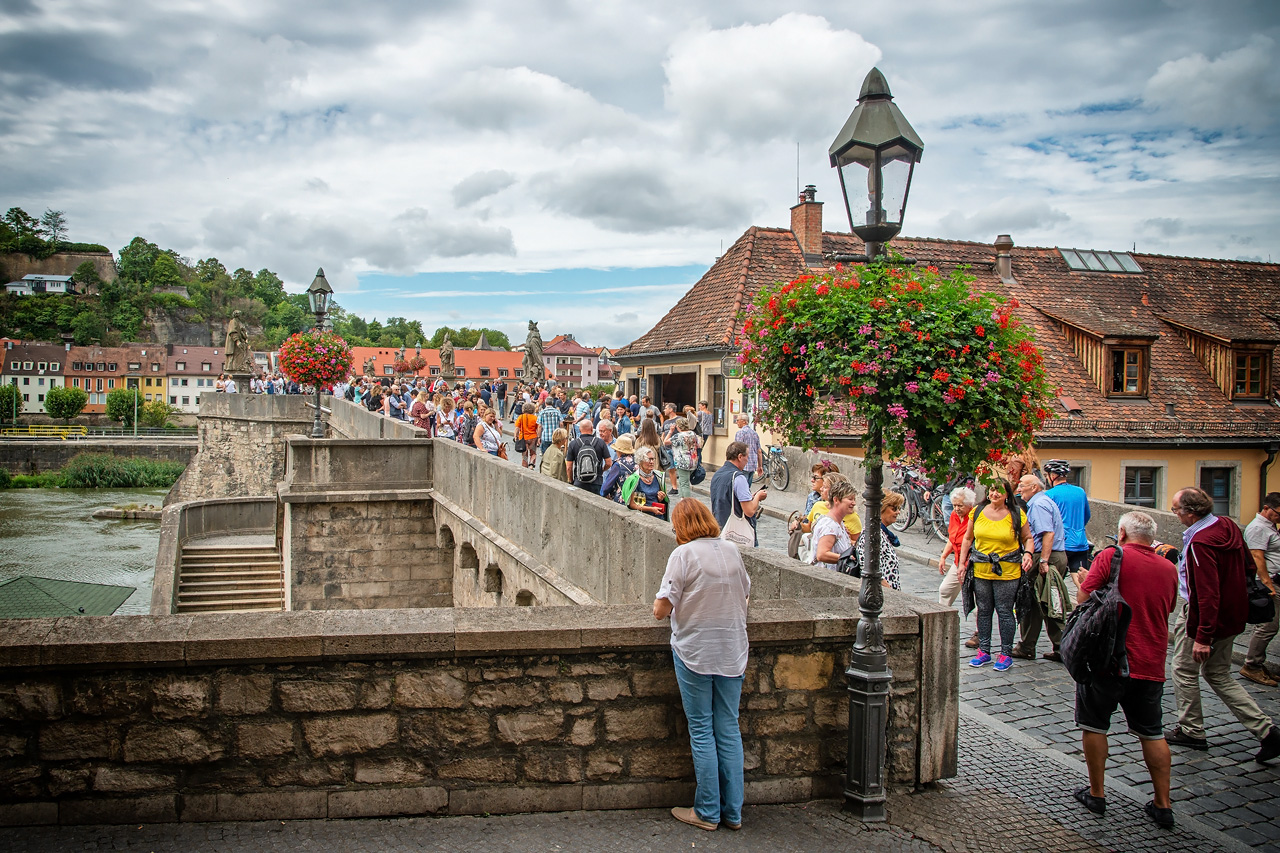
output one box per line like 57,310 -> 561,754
759,444 -> 791,491
889,465 -> 947,541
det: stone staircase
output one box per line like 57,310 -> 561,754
176,539 -> 285,613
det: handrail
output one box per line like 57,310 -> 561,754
0,424 -> 88,439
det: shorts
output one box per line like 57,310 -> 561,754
1074,674 -> 1165,740
1066,550 -> 1091,573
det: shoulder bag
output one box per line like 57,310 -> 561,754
1059,545 -> 1132,684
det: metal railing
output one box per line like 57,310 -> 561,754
0,424 -> 88,439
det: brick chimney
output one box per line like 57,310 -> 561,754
791,185 -> 823,263
994,234 -> 1016,285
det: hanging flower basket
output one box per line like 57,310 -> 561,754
278,330 -> 354,390
739,260 -> 1056,477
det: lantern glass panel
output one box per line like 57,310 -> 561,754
878,155 -> 914,229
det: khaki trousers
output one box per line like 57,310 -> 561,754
1170,600 -> 1273,740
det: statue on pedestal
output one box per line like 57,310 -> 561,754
522,321 -> 544,384
224,310 -> 252,373
439,332 -> 456,380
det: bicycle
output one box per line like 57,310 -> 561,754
889,465 -> 944,539
760,445 -> 791,491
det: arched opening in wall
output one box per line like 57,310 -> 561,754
459,543 -> 479,579
438,524 -> 455,551
515,589 -> 536,606
483,564 -> 504,594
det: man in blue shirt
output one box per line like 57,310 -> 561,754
537,402 -> 563,454
710,442 -> 768,547
1043,459 -> 1092,590
1013,474 -> 1072,661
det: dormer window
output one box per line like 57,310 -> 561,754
1109,347 -> 1147,397
50,362 -> 59,371
128,362 -> 141,371
1234,351 -> 1271,399
176,361 -> 186,371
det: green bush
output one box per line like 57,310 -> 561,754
0,468 -> 10,488
56,453 -> 187,488
9,473 -> 58,488
58,243 -> 110,253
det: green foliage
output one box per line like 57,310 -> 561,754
0,383 -> 22,423
581,382 -> 617,399
56,453 -> 187,488
0,468 -> 9,489
43,385 -> 88,423
72,261 -> 102,289
71,310 -> 105,345
40,209 -> 67,245
140,399 -> 175,428
59,242 -> 110,253
149,292 -> 194,310
104,387 -> 142,426
426,325 -> 510,350
4,207 -> 41,239
147,253 -> 184,289
9,473 -> 57,488
117,237 -> 161,283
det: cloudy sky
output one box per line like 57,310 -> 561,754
2,0 -> 1277,347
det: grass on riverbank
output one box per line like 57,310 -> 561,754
1,454 -> 186,489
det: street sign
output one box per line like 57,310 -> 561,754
720,355 -> 743,379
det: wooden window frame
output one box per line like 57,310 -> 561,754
1232,350 -> 1271,400
1107,345 -> 1148,397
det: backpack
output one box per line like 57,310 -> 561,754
1059,545 -> 1132,684
574,440 -> 601,483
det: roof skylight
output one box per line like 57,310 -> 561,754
1059,248 -> 1143,273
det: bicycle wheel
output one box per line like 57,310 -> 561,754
769,455 -> 790,491
925,495 -> 948,543
890,486 -> 916,532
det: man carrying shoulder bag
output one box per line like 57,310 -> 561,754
1069,512 -> 1179,828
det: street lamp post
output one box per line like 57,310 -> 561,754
829,66 -> 924,822
306,268 -> 333,439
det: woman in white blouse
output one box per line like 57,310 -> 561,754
654,499 -> 750,833
812,478 -> 858,566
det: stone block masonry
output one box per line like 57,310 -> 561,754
0,440 -> 196,476
0,601 -> 937,826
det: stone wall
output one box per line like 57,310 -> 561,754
0,251 -> 116,284
0,602 -> 918,826
166,395 -> 316,505
0,439 -> 196,475
286,494 -> 452,611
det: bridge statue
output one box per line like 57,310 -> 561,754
224,310 -> 252,373
439,332 -> 456,379
522,321 -> 544,384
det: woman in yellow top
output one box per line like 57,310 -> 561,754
805,472 -> 863,538
958,478 -> 1033,672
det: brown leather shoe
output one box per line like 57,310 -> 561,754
1043,650 -> 1063,663
1009,647 -> 1035,660
671,807 -> 717,831
1240,665 -> 1278,687
964,632 -> 979,649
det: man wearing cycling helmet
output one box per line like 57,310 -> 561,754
1044,459 -> 1092,595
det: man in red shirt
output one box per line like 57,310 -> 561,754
1072,511 -> 1179,828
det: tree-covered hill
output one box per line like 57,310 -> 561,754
0,206 -> 511,351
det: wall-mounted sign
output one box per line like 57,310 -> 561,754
720,355 -> 742,379
636,366 -> 644,376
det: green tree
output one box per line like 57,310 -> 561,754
3,207 -> 40,238
147,253 -> 184,290
195,257 -> 227,283
427,326 -> 511,350
105,387 -> 142,426
109,302 -> 144,341
253,269 -> 285,307
140,399 -> 174,428
72,261 -> 102,291
0,383 -> 21,424
71,310 -> 105,345
43,385 -> 87,423
117,237 -> 160,283
39,209 -> 67,245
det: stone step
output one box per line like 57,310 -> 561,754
180,550 -> 280,561
179,579 -> 283,591
175,598 -> 284,613
179,560 -> 283,571
177,586 -> 283,599
179,569 -> 283,580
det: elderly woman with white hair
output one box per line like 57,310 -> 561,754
938,486 -> 978,606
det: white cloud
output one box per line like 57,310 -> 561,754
1144,35 -> 1280,129
663,13 -> 881,148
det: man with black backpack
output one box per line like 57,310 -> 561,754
565,418 -> 610,495
1072,511 -> 1178,828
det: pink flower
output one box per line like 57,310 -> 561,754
905,381 -> 919,393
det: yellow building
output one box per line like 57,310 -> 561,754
613,192 -> 1280,523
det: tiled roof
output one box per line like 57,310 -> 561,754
544,338 -> 598,357
349,346 -> 524,377
617,225 -> 1280,442
2,343 -> 69,371
615,227 -> 807,359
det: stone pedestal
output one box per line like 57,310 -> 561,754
230,372 -> 255,393
439,371 -> 457,387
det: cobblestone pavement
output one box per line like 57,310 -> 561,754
724,492 -> 1280,852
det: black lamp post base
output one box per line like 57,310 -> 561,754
843,658 -> 893,822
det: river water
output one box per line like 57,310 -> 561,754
0,487 -> 167,616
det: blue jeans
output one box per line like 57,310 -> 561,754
672,652 -> 744,826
